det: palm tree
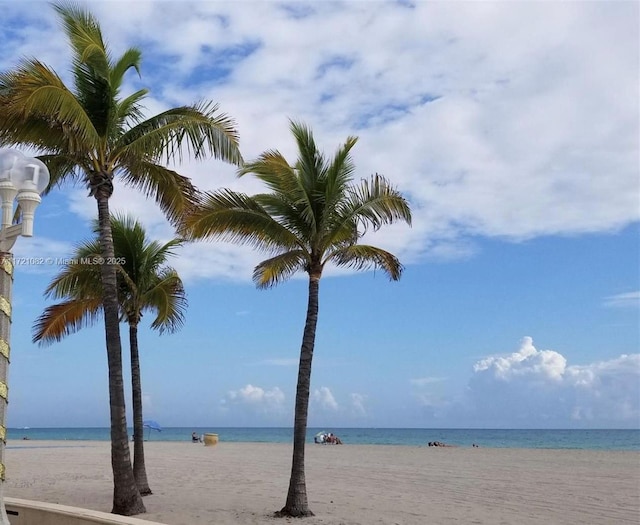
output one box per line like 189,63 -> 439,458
33,215 -> 187,497
182,121 -> 411,517
0,3 -> 240,514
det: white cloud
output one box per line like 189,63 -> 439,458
463,337 -> 640,427
604,291 -> 640,308
350,393 -> 366,416
4,1 -> 639,283
473,337 -> 567,382
410,377 -> 446,387
409,376 -> 452,419
223,384 -> 285,416
312,386 -> 339,411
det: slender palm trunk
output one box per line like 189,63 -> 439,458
129,321 -> 152,495
95,181 -> 145,516
279,273 -> 320,517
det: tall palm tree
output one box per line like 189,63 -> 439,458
182,121 -> 411,517
33,215 -> 187,497
0,3 -> 240,514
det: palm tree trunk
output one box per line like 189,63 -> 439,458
129,321 -> 152,495
95,186 -> 145,516
279,273 -> 320,517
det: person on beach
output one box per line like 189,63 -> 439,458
428,441 -> 456,447
192,432 -> 201,443
325,433 -> 343,444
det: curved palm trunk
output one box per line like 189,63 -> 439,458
279,274 -> 320,517
95,185 -> 146,516
129,322 -> 152,495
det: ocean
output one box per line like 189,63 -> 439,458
8,427 -> 640,450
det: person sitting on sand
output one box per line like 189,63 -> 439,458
428,441 -> 455,447
192,432 -> 200,443
324,433 -> 343,444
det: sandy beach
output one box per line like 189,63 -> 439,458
4,440 -> 639,524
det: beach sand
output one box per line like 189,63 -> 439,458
4,440 -> 639,524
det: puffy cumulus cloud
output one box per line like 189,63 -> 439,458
473,337 -> 567,382
312,386 -> 339,411
465,338 -> 640,427
564,355 -> 640,422
309,388 -> 370,422
223,384 -> 285,416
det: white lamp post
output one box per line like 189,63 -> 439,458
0,149 -> 49,525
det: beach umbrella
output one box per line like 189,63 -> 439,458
314,431 -> 327,443
143,420 -> 162,440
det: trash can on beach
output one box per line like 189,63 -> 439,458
203,433 -> 219,446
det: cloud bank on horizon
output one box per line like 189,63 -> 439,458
465,338 -> 639,427
217,338 -> 639,428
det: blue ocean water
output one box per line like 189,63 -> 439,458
8,427 -> 640,450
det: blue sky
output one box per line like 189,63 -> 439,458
1,1 -> 638,429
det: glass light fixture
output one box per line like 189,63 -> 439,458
0,150 -> 50,236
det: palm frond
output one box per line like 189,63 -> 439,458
253,250 -> 308,289
238,150 -> 298,194
115,89 -> 147,130
55,3 -> 117,137
142,268 -> 187,334
240,150 -> 317,239
324,135 -> 357,207
289,119 -> 327,191
117,101 -> 241,166
0,59 -> 100,147
339,173 -> 412,233
249,193 -> 309,243
140,238 -> 182,275
32,298 -> 102,345
43,242 -> 103,300
117,160 -> 200,225
327,244 -> 404,280
289,120 -> 328,233
36,154 -> 84,194
54,2 -> 110,80
0,109 -> 82,157
110,48 -> 142,91
181,189 -> 302,252
108,214 -> 182,292
74,60 -> 112,136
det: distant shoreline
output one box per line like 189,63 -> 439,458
8,427 -> 640,450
